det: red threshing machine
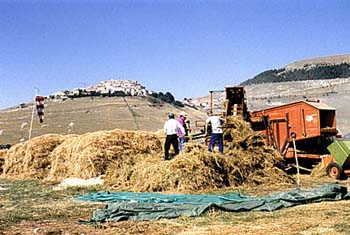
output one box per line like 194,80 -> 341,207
249,100 -> 338,173
202,86 -> 344,178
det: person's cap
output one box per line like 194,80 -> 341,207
168,112 -> 175,118
179,111 -> 187,117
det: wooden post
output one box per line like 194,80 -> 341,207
28,88 -> 38,140
291,132 -> 300,187
209,91 -> 213,113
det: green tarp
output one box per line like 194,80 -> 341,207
76,183 -> 349,223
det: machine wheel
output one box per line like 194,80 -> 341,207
326,162 -> 344,180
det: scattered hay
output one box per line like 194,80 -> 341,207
1,134 -> 66,179
311,163 -> 328,178
223,115 -> 264,149
47,129 -> 162,181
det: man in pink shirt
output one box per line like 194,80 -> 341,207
177,111 -> 189,152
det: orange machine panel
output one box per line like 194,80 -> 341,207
250,100 -> 336,150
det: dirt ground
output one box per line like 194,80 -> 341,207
1,174 -> 350,235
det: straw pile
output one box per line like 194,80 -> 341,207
223,115 -> 264,149
310,162 -> 328,178
0,115 -> 292,192
104,153 -> 161,189
104,143 -> 292,192
1,134 -> 66,179
47,129 -> 162,181
104,116 -> 293,192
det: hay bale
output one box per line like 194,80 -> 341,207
47,129 -> 162,181
1,134 -> 66,179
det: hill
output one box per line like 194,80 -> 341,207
3,54 -> 350,144
241,54 -> 350,85
285,54 -> 350,70
0,96 -> 207,145
187,78 -> 350,135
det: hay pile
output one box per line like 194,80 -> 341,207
311,162 -> 328,178
104,144 -> 292,192
1,134 -> 65,179
47,129 -> 162,181
104,153 -> 161,189
223,115 -> 264,149
1,116 -> 292,192
104,116 -> 293,192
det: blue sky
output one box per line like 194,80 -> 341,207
0,0 -> 349,109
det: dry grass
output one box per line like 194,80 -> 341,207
1,134 -> 66,179
1,176 -> 350,235
311,162 -> 329,178
0,96 -> 207,144
104,143 -> 293,193
104,117 -> 293,193
0,150 -> 6,174
47,129 -> 162,181
1,117 -> 291,194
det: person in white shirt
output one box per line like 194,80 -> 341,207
163,112 -> 185,160
205,111 -> 225,153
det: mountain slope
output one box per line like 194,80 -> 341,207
241,54 -> 350,85
285,54 -> 350,70
187,78 -> 350,135
0,96 -> 207,145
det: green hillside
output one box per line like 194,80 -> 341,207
241,55 -> 350,85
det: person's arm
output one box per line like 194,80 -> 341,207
220,117 -> 225,124
205,117 -> 211,135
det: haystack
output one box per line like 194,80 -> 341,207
104,143 -> 292,193
104,153 -> 161,189
47,129 -> 162,181
1,134 -> 66,179
104,117 -> 293,193
0,114 -> 291,192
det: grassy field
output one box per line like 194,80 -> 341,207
1,175 -> 350,235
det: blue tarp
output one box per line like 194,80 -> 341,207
76,183 -> 349,223
75,191 -> 252,204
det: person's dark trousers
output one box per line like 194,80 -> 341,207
208,133 -> 224,153
164,134 -> 179,160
